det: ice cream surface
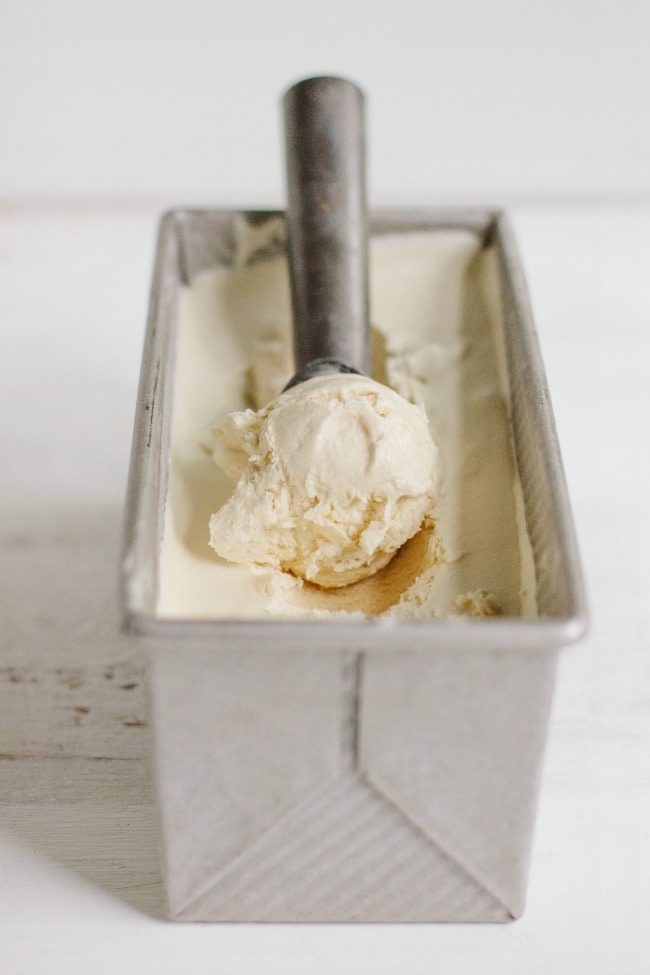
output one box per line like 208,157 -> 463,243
208,373 -> 439,587
157,219 -> 537,620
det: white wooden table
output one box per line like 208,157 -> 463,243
1,204 -> 648,974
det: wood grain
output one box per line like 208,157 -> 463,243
0,504 -> 163,917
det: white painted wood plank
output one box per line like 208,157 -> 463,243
0,756 -> 154,805
0,662 -> 147,760
2,801 -> 163,919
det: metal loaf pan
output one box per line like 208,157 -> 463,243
122,208 -> 587,922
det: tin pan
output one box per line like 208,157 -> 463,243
122,209 -> 586,922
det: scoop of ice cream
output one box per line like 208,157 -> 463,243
208,373 -> 439,587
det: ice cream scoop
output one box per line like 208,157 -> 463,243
283,75 -> 370,389
208,76 -> 439,587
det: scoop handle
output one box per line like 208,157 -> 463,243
283,76 -> 370,376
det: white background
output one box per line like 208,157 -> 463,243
2,0 -> 649,206
1,2 -> 649,974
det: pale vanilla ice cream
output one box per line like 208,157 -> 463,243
157,219 -> 537,620
208,373 -> 439,587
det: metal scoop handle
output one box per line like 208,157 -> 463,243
283,76 -> 370,386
